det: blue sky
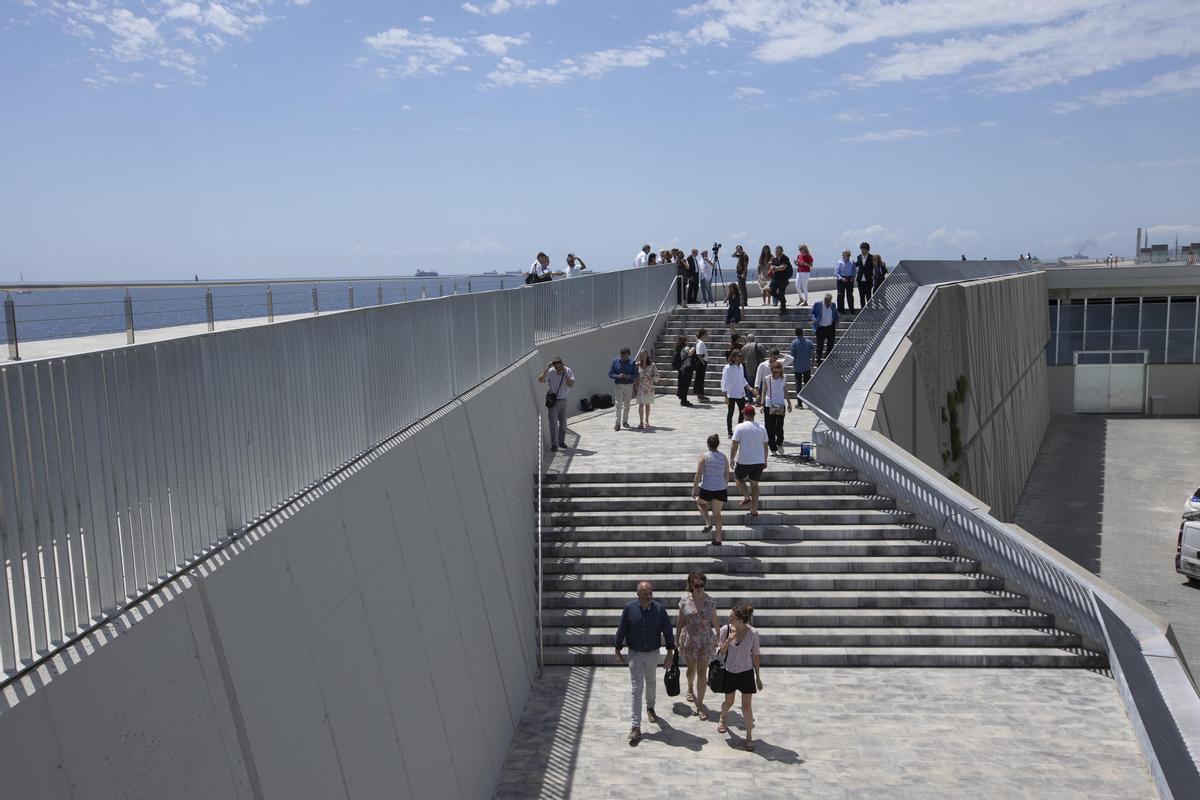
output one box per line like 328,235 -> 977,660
2,0 -> 1199,280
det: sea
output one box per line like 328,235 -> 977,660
3,266 -> 836,344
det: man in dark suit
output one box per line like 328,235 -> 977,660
854,241 -> 873,308
686,249 -> 700,305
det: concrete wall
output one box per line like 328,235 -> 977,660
0,354 -> 544,800
861,272 -> 1050,521
1048,364 -> 1200,416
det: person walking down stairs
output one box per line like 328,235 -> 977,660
614,581 -> 676,744
672,336 -> 696,407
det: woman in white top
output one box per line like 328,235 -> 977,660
633,350 -> 658,429
692,434 -> 730,545
720,349 -> 751,438
757,360 -> 792,454
716,604 -> 763,750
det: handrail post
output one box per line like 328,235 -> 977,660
266,285 -> 274,322
467,280 -> 472,294
311,285 -> 319,316
420,285 -> 427,300
537,412 -> 544,677
205,288 -> 215,331
4,293 -> 19,361
123,289 -> 135,344
348,284 -> 355,310
376,282 -> 383,306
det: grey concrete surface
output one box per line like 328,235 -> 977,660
0,355 -> 543,800
496,667 -> 1154,800
1048,364 -> 1200,417
1014,415 -> 1200,669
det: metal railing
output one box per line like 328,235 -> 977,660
0,264 -> 674,677
801,260 -> 1200,800
0,270 -> 648,360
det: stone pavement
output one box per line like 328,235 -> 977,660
1015,415 -> 1200,669
545,392 -> 820,476
496,667 -> 1154,799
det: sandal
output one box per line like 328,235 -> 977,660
717,720 -> 728,734
686,691 -> 696,703
697,708 -> 708,721
745,739 -> 756,751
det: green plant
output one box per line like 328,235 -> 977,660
942,375 -> 970,485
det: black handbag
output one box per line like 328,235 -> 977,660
545,372 -> 563,409
664,654 -> 680,697
707,625 -> 728,693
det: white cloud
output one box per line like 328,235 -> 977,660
483,36 -> 676,88
977,120 -> 998,128
463,0 -> 557,15
841,225 -> 897,244
28,0 -> 296,83
842,127 -> 930,143
928,227 -> 977,246
1137,156 -> 1200,169
366,28 -> 469,76
457,236 -> 510,256
733,85 -> 764,99
1054,62 -> 1200,112
1147,224 -> 1200,238
476,32 -> 530,55
419,16 -> 435,23
679,0 -> 1200,97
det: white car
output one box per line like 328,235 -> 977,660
1177,513 -> 1200,583
1186,488 -> 1200,517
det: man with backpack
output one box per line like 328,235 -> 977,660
741,334 -> 767,388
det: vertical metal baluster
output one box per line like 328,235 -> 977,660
4,367 -> 45,660
348,284 -> 355,310
22,365 -> 61,649
205,288 -> 215,332
80,356 -> 120,617
4,293 -> 19,361
62,359 -> 102,620
0,369 -> 23,670
197,337 -> 226,543
377,281 -> 384,307
312,285 -> 319,316
124,290 -> 135,345
266,285 -> 274,323
99,354 -> 136,601
46,361 -> 81,637
112,351 -> 148,596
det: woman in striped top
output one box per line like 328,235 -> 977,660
716,604 -> 763,750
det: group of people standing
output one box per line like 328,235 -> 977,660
833,241 -> 889,314
616,578 -> 763,749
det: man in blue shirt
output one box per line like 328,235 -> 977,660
790,327 -> 814,404
835,249 -> 857,314
615,581 -> 676,742
608,347 -> 638,431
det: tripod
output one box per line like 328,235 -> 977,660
710,247 -> 727,303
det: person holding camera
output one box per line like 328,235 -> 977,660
699,249 -> 715,305
537,357 -> 575,451
565,253 -> 588,278
732,245 -> 750,308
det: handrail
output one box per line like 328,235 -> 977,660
635,275 -> 680,357
0,271 -> 595,291
537,414 -> 545,677
801,260 -> 1200,799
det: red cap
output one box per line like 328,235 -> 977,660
742,404 -> 756,416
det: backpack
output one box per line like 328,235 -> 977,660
579,397 -> 593,413
671,349 -> 683,370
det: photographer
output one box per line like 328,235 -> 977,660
732,245 -> 750,308
565,253 -> 588,278
537,357 -> 575,451
700,250 -> 716,306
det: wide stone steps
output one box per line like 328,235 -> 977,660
541,480 -> 875,497
543,555 -> 979,575
541,589 -> 1030,610
541,646 -> 1104,668
545,626 -> 1081,649
542,572 -> 1003,592
543,524 -> 935,542
533,303 -> 1106,668
546,509 -> 912,527
542,539 -> 952,557
544,495 -> 894,513
542,607 -> 1052,628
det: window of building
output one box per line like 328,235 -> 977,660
1167,296 -> 1198,364
1112,298 -> 1141,351
1140,298 -> 1168,363
1084,298 -> 1112,351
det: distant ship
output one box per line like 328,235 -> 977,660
415,269 -> 439,277
504,270 -> 524,275
482,270 -> 499,275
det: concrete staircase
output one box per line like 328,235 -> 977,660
539,468 -> 1105,667
650,304 -> 852,394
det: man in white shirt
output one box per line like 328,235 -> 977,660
753,348 -> 794,396
565,253 -> 588,278
634,245 -> 651,268
699,251 -> 715,305
730,406 -> 769,516
527,252 -> 553,284
691,329 -> 711,403
537,357 -> 576,451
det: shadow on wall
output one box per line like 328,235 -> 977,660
1012,415 -> 1107,573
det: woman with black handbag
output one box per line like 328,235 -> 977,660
757,360 -> 792,455
716,604 -> 763,751
674,571 -> 719,719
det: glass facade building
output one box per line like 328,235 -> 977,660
1047,296 -> 1200,365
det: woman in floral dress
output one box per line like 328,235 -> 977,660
634,350 -> 658,429
674,570 -> 719,718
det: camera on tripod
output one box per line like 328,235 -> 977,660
712,242 -> 722,255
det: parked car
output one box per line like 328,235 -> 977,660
1185,487 -> 1200,517
1176,513 -> 1200,583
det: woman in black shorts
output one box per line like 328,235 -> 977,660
692,434 -> 730,545
716,604 -> 763,751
